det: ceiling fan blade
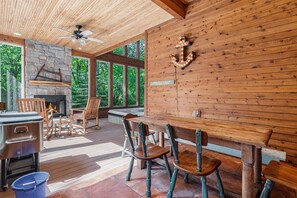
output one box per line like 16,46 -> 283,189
87,37 -> 104,43
79,39 -> 87,46
81,30 -> 92,37
58,36 -> 73,39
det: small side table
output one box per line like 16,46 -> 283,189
54,115 -> 73,137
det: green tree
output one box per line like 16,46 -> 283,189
96,61 -> 109,107
113,47 -> 124,56
127,42 -> 137,58
128,67 -> 137,105
0,44 -> 22,111
113,64 -> 124,106
140,39 -> 145,61
72,57 -> 89,108
139,69 -> 145,106
140,69 -> 145,106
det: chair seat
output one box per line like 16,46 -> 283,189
173,150 -> 221,176
263,161 -> 297,191
133,143 -> 170,160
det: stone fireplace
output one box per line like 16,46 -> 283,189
25,39 -> 72,115
34,95 -> 66,117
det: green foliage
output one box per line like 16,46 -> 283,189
127,67 -> 137,106
113,47 -> 125,56
127,42 -> 137,58
102,39 -> 146,107
113,64 -> 124,106
112,39 -> 145,61
72,57 -> 89,108
140,39 -> 145,61
0,44 -> 22,111
96,61 -> 109,107
140,69 -> 145,106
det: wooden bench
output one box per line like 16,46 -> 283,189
260,160 -> 297,198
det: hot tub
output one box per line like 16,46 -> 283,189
108,107 -> 144,125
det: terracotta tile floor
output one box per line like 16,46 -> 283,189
48,148 -> 296,198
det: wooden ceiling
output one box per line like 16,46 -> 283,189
0,0 -> 173,55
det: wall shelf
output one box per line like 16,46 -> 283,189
29,80 -> 71,87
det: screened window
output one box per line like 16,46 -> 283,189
113,64 -> 124,106
140,39 -> 145,61
139,69 -> 145,106
127,66 -> 137,106
0,43 -> 23,111
72,57 -> 89,108
96,61 -> 109,107
127,42 -> 137,58
113,47 -> 125,56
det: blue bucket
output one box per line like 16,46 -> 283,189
11,172 -> 50,198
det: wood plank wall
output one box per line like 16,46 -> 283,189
146,0 -> 297,164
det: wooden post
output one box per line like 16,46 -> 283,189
254,147 -> 262,194
137,67 -> 140,106
124,65 -> 128,107
241,144 -> 255,198
89,57 -> 97,97
110,62 -> 114,107
144,30 -> 148,116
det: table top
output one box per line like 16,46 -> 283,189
128,115 -> 272,147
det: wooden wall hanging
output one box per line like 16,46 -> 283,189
171,35 -> 195,69
34,64 -> 62,82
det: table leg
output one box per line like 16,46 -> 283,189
241,144 -> 255,198
254,147 -> 262,194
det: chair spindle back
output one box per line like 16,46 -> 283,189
85,97 -> 101,115
122,115 -> 150,156
122,114 -> 138,152
165,124 -> 208,172
138,122 -> 149,157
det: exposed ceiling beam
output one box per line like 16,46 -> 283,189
97,52 -> 144,68
94,33 -> 144,57
72,50 -> 95,58
152,0 -> 186,19
0,33 -> 25,46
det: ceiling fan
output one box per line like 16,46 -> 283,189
58,25 -> 103,46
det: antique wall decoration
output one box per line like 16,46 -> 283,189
171,35 -> 196,69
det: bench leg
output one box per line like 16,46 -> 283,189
259,179 -> 275,198
215,169 -> 225,198
168,167 -> 179,198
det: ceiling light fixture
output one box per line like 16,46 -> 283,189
13,32 -> 22,36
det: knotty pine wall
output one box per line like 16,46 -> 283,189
146,0 -> 297,164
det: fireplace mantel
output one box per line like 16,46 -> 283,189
29,80 -> 71,87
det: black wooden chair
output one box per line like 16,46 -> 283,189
122,117 -> 172,198
165,124 -> 225,198
121,114 -> 156,157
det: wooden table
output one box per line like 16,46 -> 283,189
128,115 -> 272,198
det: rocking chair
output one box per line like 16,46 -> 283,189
71,97 -> 101,134
18,98 -> 54,139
